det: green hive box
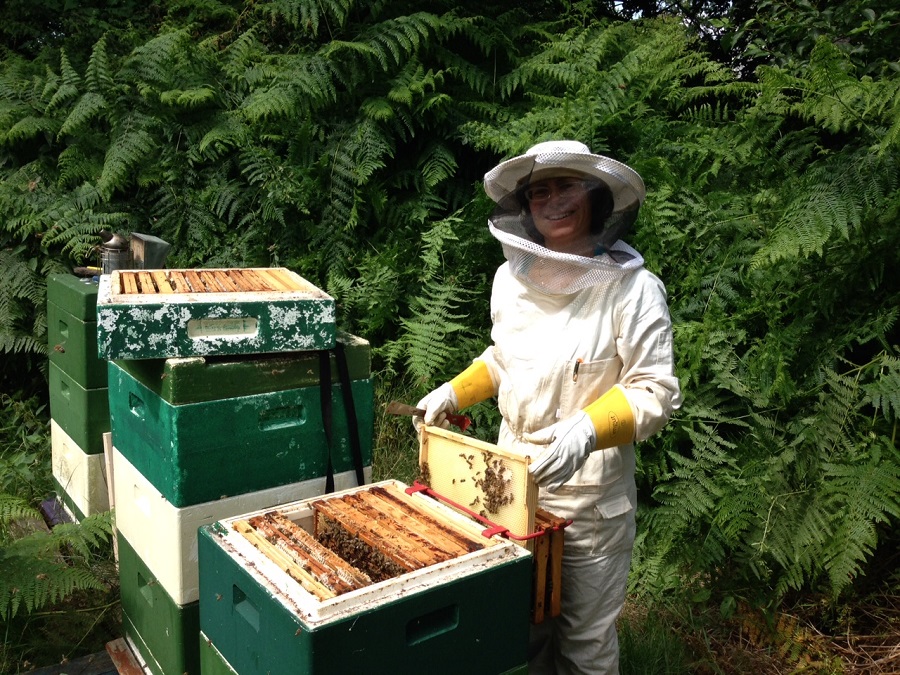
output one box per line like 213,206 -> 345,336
107,335 -> 373,507
47,273 -> 100,321
47,274 -> 107,389
197,482 -> 532,675
48,362 -> 110,456
96,268 -> 335,360
119,532 -> 201,675
199,635 -> 237,675
198,631 -> 528,675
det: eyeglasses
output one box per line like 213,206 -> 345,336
522,178 -> 588,203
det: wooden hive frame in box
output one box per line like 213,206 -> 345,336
417,426 -> 567,622
199,480 -> 534,675
231,483 -> 496,603
112,268 -> 312,296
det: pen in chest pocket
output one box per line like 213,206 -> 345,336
572,358 -> 583,382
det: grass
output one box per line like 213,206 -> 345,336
619,600 -> 693,674
617,585 -> 900,675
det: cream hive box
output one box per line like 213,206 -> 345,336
50,420 -> 110,520
96,268 -> 335,360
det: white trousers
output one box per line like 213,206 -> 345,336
528,497 -> 635,675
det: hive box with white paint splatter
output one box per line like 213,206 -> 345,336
96,268 -> 335,360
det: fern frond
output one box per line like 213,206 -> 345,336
198,112 -> 250,157
159,86 -> 218,109
46,82 -> 79,113
863,355 -> 900,421
417,143 -> 457,189
44,49 -> 80,111
0,494 -> 37,533
2,115 -> 59,145
396,277 -> 474,384
39,205 -> 130,259
255,0 -> 352,37
220,27 -> 264,87
242,54 -> 336,122
0,504 -> 112,620
0,246 -> 49,358
123,29 -> 194,91
432,45 -> 492,96
97,122 -> 158,199
328,13 -> 439,72
386,61 -> 444,107
203,179 -> 247,224
58,92 -> 107,137
85,35 -> 114,94
659,424 -> 737,513
45,512 -> 114,558
57,144 -> 104,187
752,150 -> 895,267
0,250 -> 45,308
820,445 -> 900,590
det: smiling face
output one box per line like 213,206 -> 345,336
523,174 -> 593,254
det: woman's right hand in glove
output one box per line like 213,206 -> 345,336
412,382 -> 459,431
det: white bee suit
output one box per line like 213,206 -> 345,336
476,257 -> 681,675
409,139 -> 683,673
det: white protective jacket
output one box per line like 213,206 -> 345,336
477,258 -> 681,554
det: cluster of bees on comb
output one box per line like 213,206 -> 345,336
453,451 -> 515,517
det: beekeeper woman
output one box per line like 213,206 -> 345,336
414,140 -> 682,674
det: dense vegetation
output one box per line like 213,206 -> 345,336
2,0 -> 898,671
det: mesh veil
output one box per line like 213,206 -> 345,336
488,212 -> 644,295
485,146 -> 646,295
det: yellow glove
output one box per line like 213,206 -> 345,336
583,384 -> 635,448
449,360 -> 496,409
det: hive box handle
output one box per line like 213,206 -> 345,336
258,405 -> 306,431
406,603 -> 459,646
233,584 -> 260,632
128,392 -> 145,420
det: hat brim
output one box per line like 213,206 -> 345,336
484,150 -> 645,213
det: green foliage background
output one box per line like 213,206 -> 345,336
1,0 -> 898,635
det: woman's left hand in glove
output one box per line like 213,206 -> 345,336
523,411 -> 596,492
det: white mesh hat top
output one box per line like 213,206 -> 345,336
483,140 -> 647,295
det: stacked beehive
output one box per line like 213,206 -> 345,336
47,274 -> 112,520
97,268 -> 374,675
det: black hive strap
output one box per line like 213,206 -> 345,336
334,342 -> 366,487
318,350 -> 335,494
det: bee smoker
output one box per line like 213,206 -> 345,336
99,230 -> 131,274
